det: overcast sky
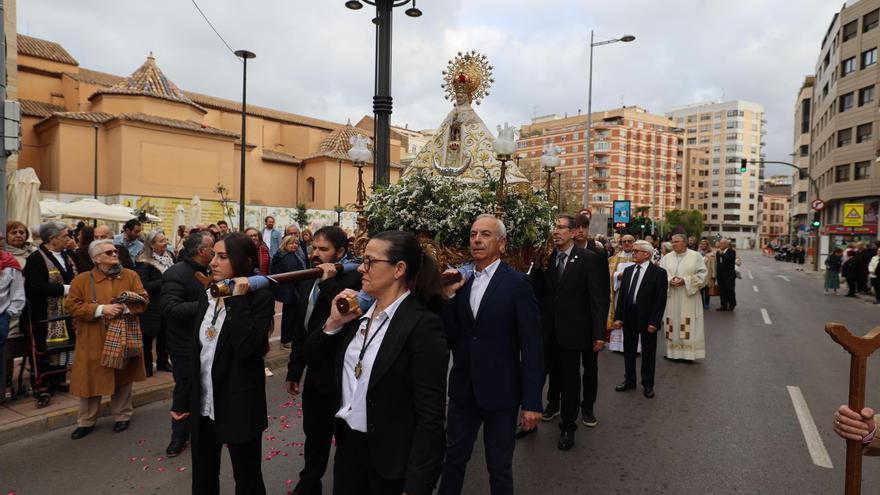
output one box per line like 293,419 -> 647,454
20,0 -> 842,176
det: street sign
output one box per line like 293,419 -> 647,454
578,207 -> 592,220
810,198 -> 825,211
612,200 -> 631,224
843,203 -> 864,227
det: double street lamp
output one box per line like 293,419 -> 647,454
234,49 -> 256,232
584,31 -> 635,209
345,0 -> 422,187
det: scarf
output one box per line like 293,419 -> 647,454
39,248 -> 77,346
100,290 -> 147,369
151,251 -> 174,272
0,250 -> 21,271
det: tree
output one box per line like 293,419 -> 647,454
214,183 -> 236,230
664,209 -> 705,239
294,203 -> 309,229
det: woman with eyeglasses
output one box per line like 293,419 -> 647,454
135,230 -> 176,376
170,232 -> 275,494
304,230 -> 448,495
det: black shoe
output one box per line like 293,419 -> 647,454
112,420 -> 130,433
541,405 -> 560,422
71,426 -> 94,440
643,387 -> 655,399
166,438 -> 186,457
581,411 -> 597,427
615,382 -> 636,392
156,362 -> 173,372
728,305 -> 735,312
516,426 -> 538,439
716,307 -> 728,311
557,429 -> 575,450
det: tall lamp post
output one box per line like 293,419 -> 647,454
348,134 -> 373,234
234,49 -> 256,232
344,0 -> 422,187
584,31 -> 635,208
493,123 -> 517,218
540,144 -> 561,199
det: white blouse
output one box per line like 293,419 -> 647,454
198,291 -> 226,420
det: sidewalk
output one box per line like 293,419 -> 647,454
0,311 -> 290,445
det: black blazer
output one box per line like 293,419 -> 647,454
613,262 -> 668,333
174,288 -> 275,445
532,246 -> 610,350
160,256 -> 209,356
443,261 -> 544,412
716,249 -> 737,282
22,245 -> 78,347
304,294 -> 448,495
135,254 -> 175,337
286,269 -> 362,392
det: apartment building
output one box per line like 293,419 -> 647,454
792,77 -> 814,244
759,184 -> 792,247
516,106 -> 683,219
666,101 -> 766,249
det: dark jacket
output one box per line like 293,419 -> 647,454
531,246 -> 610,350
613,262 -> 668,333
161,255 -> 209,356
175,288 -> 275,445
286,269 -> 362,392
716,249 -> 738,282
826,254 -> 843,272
443,261 -> 544,412
270,249 -> 306,305
304,294 -> 448,495
135,254 -> 176,337
22,245 -> 78,349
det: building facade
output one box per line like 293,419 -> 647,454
680,147 -> 711,213
516,106 -> 683,221
792,76 -> 814,245
666,100 -> 766,249
759,184 -> 792,247
807,0 -> 880,251
16,34 -> 404,234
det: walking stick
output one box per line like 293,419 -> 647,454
825,322 -> 880,495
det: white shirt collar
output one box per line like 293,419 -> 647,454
361,289 -> 411,322
473,258 -> 501,279
557,244 -> 574,258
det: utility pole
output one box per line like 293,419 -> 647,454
0,0 -> 7,229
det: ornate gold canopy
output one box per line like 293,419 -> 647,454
442,50 -> 494,106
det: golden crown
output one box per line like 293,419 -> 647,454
441,50 -> 494,105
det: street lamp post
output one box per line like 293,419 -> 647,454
234,49 -> 256,232
584,31 -> 635,209
540,144 -> 561,199
345,0 -> 422,187
348,134 -> 373,234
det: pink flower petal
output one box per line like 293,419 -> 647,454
177,467 -> 187,472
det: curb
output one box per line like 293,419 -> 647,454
0,353 -> 289,446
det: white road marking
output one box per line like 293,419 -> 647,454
776,275 -> 791,282
761,308 -> 772,325
748,270 -> 754,280
786,385 -> 834,469
753,285 -> 759,293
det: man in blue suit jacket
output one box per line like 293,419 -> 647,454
262,215 -> 282,257
437,214 -> 544,495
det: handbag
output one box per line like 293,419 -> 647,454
707,285 -> 720,296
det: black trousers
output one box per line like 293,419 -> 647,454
170,354 -> 190,441
545,334 -> 597,415
192,416 -> 265,495
438,391 -> 518,495
333,420 -> 403,495
623,325 -> 658,387
579,348 -> 598,415
718,278 -> 737,308
559,349 -> 585,432
280,302 -> 297,345
544,333 -> 560,408
874,279 -> 880,303
847,276 -> 859,296
297,379 -> 336,494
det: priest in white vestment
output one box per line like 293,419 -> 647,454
658,234 -> 708,361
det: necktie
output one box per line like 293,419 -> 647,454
628,265 -> 642,304
304,281 -> 319,326
557,252 -> 567,278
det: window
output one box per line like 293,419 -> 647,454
835,164 -> 851,182
842,57 -> 856,77
863,48 -> 878,69
857,123 -> 873,143
859,86 -> 875,106
799,144 -> 809,156
856,161 -> 872,179
865,9 -> 879,32
801,98 -> 811,133
306,177 -> 316,202
844,20 -> 858,41
838,128 -> 853,147
840,92 -> 855,112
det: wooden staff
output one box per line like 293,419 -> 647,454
199,263 -> 356,297
335,269 -> 470,315
826,322 -> 880,495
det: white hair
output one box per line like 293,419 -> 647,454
88,239 -> 115,258
671,233 -> 687,242
633,240 -> 654,253
474,214 -> 507,239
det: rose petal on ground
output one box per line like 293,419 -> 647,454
177,467 -> 187,472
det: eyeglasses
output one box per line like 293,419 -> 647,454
621,240 -> 634,244
102,249 -> 118,256
362,257 -> 394,272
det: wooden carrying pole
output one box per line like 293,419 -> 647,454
825,322 -> 880,495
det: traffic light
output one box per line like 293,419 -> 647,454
740,158 -> 748,173
811,212 -> 821,229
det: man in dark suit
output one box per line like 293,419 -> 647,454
574,213 -> 606,257
715,238 -> 737,311
532,215 -> 609,450
285,226 -> 361,495
438,214 -> 544,495
613,240 -> 668,398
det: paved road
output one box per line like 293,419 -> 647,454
1,250 -> 879,494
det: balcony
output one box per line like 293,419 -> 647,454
594,171 -> 611,180
593,141 -> 612,154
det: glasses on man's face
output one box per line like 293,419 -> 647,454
362,257 -> 393,272
622,240 -> 634,244
102,249 -> 118,257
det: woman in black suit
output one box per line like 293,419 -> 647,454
305,230 -> 449,495
170,232 -> 274,495
135,230 -> 176,376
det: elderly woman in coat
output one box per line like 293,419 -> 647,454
136,230 -> 175,376
65,239 -> 149,440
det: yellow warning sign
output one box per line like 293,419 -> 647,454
843,203 -> 864,227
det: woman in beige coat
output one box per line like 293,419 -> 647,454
65,239 -> 148,440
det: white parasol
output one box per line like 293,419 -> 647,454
6,168 -> 43,228
52,198 -> 135,222
109,203 -> 161,223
